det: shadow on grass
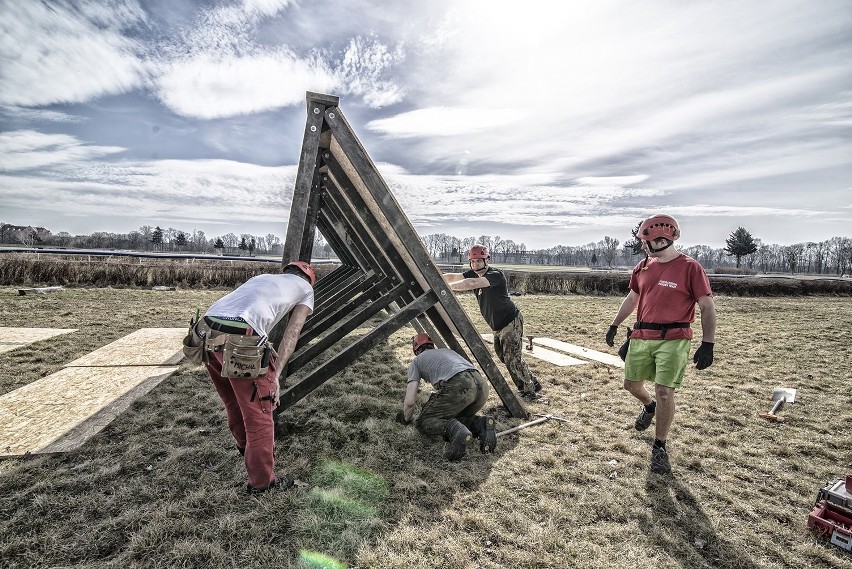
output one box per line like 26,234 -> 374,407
641,473 -> 760,569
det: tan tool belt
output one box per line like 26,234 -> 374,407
182,316 -> 207,365
221,335 -> 272,379
182,316 -> 273,378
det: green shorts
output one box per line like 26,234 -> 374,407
624,339 -> 690,389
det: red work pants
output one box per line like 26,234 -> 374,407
206,350 -> 279,490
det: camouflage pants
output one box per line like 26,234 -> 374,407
415,370 -> 489,437
494,312 -> 537,393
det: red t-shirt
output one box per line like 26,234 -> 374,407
628,253 -> 712,340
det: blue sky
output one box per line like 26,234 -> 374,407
1,0 -> 850,249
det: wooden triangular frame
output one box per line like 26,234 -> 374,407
279,92 -> 527,418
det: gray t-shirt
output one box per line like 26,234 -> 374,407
407,348 -> 476,387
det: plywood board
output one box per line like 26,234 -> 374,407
18,286 -> 64,295
0,327 -> 77,355
533,338 -> 625,369
481,334 -> 587,367
65,328 -> 186,367
0,365 -> 177,457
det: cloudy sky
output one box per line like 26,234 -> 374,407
1,0 -> 850,250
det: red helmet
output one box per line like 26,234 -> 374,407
412,333 -> 435,354
468,244 -> 490,260
285,260 -> 316,286
637,214 -> 680,242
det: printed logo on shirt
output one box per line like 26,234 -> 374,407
658,280 -> 678,289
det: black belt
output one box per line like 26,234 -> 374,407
634,321 -> 689,339
204,316 -> 255,335
634,322 -> 690,330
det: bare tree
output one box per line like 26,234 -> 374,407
139,225 -> 153,251
600,236 -> 620,268
15,226 -> 40,248
783,244 -> 804,273
192,230 -> 207,252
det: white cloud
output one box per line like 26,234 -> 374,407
367,107 -> 528,137
383,171 -> 665,228
152,5 -> 405,118
576,175 -> 649,187
0,131 -> 125,171
659,140 -> 851,191
336,36 -> 406,108
241,0 -> 295,18
0,158 -> 298,227
0,1 -> 149,107
156,51 -> 338,119
0,107 -> 87,123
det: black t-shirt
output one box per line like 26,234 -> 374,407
462,266 -> 519,331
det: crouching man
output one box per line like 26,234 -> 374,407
396,333 -> 497,460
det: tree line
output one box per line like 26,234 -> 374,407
421,227 -> 852,275
2,222 -> 850,275
0,223 -> 340,259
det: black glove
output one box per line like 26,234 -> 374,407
605,325 -> 618,347
395,410 -> 412,425
693,341 -> 714,370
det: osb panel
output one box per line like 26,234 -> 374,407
481,334 -> 587,367
65,328 -> 186,367
533,338 -> 625,369
0,327 -> 77,355
0,365 -> 177,457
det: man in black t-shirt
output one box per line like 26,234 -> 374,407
443,245 -> 541,398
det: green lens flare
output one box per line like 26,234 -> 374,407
298,549 -> 347,569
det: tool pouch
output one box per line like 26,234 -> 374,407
182,318 -> 207,365
618,327 -> 632,361
221,335 -> 270,379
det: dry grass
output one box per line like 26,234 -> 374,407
0,287 -> 850,569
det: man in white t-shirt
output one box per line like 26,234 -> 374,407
201,261 -> 315,493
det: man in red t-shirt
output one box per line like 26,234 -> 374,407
605,214 -> 716,474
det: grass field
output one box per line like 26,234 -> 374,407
0,287 -> 850,569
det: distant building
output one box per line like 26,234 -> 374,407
0,224 -> 52,244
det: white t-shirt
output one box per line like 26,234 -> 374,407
205,273 -> 314,336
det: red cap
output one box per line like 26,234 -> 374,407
284,260 -> 316,286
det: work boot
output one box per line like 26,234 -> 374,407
443,419 -> 472,461
651,446 -> 671,474
634,401 -> 656,431
476,415 -> 497,453
247,473 -> 295,494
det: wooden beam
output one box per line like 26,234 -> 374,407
289,281 -> 408,373
283,95 -> 334,264
324,109 -> 527,418
278,291 -> 439,412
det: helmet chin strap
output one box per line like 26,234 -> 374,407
646,239 -> 673,253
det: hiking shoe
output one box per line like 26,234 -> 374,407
247,473 -> 295,494
477,415 -> 497,454
443,419 -> 472,461
651,446 -> 671,474
519,390 -> 542,401
634,402 -> 656,431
